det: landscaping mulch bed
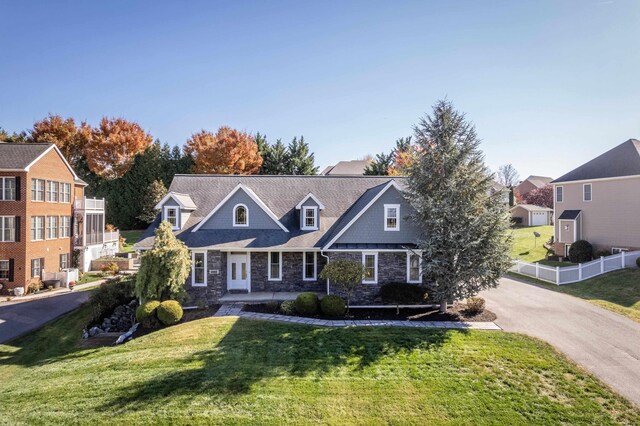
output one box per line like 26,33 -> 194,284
243,302 -> 496,322
181,305 -> 221,322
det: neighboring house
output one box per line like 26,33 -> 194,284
489,181 -> 510,206
135,175 -> 423,304
510,204 -> 553,227
515,175 -> 553,199
552,139 -> 640,257
320,160 -> 370,176
0,143 -> 118,293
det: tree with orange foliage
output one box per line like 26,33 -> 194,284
184,127 -> 262,174
29,114 -> 91,168
86,117 -> 153,180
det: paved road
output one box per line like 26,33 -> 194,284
481,277 -> 640,406
0,291 -> 90,344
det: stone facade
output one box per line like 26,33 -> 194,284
249,252 -> 327,293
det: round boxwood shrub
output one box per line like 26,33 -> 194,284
136,300 -> 160,322
295,292 -> 320,315
636,256 -> 640,268
568,240 -> 593,263
320,295 -> 346,317
280,300 -> 296,315
156,300 -> 184,326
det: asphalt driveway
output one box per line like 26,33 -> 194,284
482,277 -> 640,406
0,291 -> 91,344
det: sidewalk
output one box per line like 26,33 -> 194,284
0,279 -> 106,307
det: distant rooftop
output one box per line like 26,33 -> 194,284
320,160 -> 370,176
0,142 -> 53,170
520,175 -> 553,189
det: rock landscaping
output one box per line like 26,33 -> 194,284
84,299 -> 138,338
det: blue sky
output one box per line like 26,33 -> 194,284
1,1 -> 639,179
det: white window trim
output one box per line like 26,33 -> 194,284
302,251 -> 317,281
384,204 -> 400,231
406,251 -> 423,283
0,216 -> 15,242
268,251 -> 282,281
301,206 -> 318,230
31,216 -> 44,241
0,259 -> 9,280
556,185 -> 563,203
582,183 -> 592,202
164,206 -> 180,230
362,251 -> 378,284
31,179 -> 45,202
47,181 -> 59,203
60,216 -> 71,238
0,177 -> 16,201
46,216 -> 59,240
191,251 -> 207,287
233,203 -> 249,227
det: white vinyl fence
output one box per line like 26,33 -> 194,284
511,250 -> 640,285
42,268 -> 79,288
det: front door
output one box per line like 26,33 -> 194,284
228,253 -> 250,291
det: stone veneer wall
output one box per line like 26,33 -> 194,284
250,252 -> 327,293
185,251 -> 226,306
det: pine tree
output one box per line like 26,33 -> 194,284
287,136 -> 318,175
260,139 -> 289,174
364,152 -> 393,175
405,100 -> 512,312
137,180 -> 168,223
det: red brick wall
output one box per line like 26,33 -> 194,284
0,148 -> 78,291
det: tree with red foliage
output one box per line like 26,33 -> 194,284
184,127 -> 262,174
29,114 -> 91,169
523,184 -> 553,208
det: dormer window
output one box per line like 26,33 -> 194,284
384,204 -> 400,231
165,207 -> 178,229
301,206 -> 318,230
234,204 -> 248,227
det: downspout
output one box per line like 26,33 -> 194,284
320,250 -> 330,295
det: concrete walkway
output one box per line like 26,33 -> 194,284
0,279 -> 105,307
481,276 -> 640,406
219,291 -> 324,303
214,303 -> 501,330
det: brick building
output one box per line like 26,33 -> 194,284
0,143 -> 118,293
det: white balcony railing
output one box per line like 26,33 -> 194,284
74,197 -> 105,211
105,231 -> 119,242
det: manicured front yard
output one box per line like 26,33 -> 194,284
120,229 -> 144,252
76,272 -> 103,285
509,269 -> 640,324
0,306 -> 638,425
510,225 -> 554,262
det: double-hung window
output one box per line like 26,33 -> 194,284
407,252 -> 422,283
60,253 -> 69,270
31,216 -> 44,241
0,216 -> 15,242
60,183 -> 71,203
583,184 -> 592,202
46,216 -> 58,239
556,186 -> 563,203
60,216 -> 71,238
303,252 -> 317,280
384,204 -> 400,231
192,252 -> 206,286
31,258 -> 42,278
302,207 -> 318,230
47,181 -> 59,202
268,251 -> 282,281
0,260 -> 9,279
31,179 -> 45,201
362,252 -> 378,284
0,177 -> 16,201
233,204 -> 248,226
166,208 -> 178,228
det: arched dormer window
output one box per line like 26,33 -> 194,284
233,204 -> 248,227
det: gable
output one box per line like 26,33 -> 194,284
28,147 -> 77,182
330,185 -> 418,247
197,187 -> 283,231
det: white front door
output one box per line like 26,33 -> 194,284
228,253 -> 250,291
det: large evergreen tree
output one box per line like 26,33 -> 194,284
258,134 -> 318,175
364,152 -> 393,175
405,100 -> 511,312
137,180 -> 168,223
287,136 -> 318,175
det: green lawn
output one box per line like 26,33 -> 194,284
510,225 -> 554,262
508,269 -> 640,324
0,307 -> 638,425
120,229 -> 145,252
76,272 -> 103,285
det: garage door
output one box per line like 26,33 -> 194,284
531,212 -> 547,226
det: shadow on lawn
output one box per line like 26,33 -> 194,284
101,317 -> 463,411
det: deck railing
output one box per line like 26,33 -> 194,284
511,250 -> 640,285
74,197 -> 105,210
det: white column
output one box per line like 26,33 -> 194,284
556,266 -> 560,285
622,251 -> 626,268
578,263 -> 582,281
600,256 -> 604,274
535,262 -> 540,278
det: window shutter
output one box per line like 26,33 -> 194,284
59,254 -> 63,269
30,259 -> 35,277
15,176 -> 21,201
41,257 -> 45,273
8,259 -> 14,282
14,216 -> 20,242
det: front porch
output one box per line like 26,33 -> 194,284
219,291 -> 326,303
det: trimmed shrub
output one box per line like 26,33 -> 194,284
157,300 -> 184,326
280,300 -> 296,315
380,283 -> 428,314
265,300 -> 280,312
295,292 -> 320,315
568,240 -> 593,263
464,297 -> 485,315
594,250 -> 610,258
320,295 -> 346,317
136,300 -> 160,322
88,277 -> 135,324
636,257 -> 640,268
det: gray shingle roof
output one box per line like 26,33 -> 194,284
511,204 -> 553,212
135,175 -> 403,250
320,160 -> 370,175
522,175 -> 553,188
553,139 -> 640,183
558,210 -> 581,220
0,143 -> 52,170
